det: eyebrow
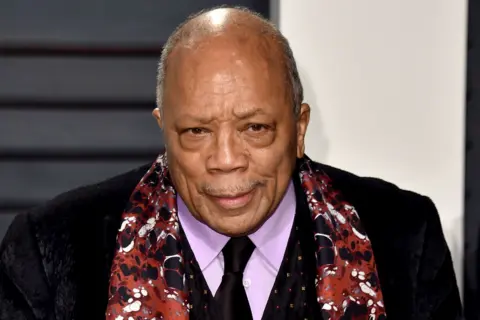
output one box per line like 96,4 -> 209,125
233,107 -> 267,119
178,107 -> 267,124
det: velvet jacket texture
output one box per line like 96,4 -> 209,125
0,162 -> 462,319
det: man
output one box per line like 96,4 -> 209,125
0,6 -> 461,320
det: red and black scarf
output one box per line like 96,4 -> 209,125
105,153 -> 387,319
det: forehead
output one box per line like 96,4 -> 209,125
163,35 -> 289,113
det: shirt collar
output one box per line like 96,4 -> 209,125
248,181 -> 296,271
177,198 -> 229,271
177,181 -> 296,273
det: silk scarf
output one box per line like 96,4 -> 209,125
105,153 -> 387,319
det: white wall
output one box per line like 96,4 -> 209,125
277,0 -> 467,293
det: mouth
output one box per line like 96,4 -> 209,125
209,189 -> 256,210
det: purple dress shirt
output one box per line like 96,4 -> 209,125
177,181 -> 296,320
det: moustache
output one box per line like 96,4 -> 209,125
201,180 -> 265,197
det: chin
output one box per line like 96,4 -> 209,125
208,213 -> 264,237
217,226 -> 254,237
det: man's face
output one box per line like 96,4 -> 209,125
154,35 -> 309,236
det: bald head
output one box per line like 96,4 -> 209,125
168,7 -> 275,44
156,6 -> 303,117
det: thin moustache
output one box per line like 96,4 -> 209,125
202,181 -> 264,198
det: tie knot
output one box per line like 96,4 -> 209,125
222,236 -> 255,274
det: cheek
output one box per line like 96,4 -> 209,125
167,151 -> 206,196
167,141 -> 205,176
249,145 -> 296,199
254,154 -> 295,186
249,133 -> 297,175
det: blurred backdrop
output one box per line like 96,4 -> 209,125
0,0 -> 269,238
1,0 -> 477,318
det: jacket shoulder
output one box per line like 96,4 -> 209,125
319,163 -> 461,318
29,163 -> 151,222
18,162 -> 151,259
319,163 -> 438,226
0,163 -> 151,316
318,163 -> 443,266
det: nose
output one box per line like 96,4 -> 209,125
206,129 -> 248,174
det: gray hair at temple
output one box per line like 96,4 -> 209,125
155,6 -> 304,119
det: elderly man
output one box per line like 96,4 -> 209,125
0,6 -> 461,320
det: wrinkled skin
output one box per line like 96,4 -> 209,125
153,11 -> 310,236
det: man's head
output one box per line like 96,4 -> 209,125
152,6 -> 310,236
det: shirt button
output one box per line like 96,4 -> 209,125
243,279 -> 251,288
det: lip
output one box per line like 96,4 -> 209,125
209,189 -> 256,210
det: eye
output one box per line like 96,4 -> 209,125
185,127 -> 208,135
247,123 -> 268,132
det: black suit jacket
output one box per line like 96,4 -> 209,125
0,163 -> 462,319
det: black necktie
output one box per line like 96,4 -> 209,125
214,236 -> 255,320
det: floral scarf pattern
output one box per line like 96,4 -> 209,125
105,153 -> 387,319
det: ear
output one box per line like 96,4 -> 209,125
152,107 -> 163,129
296,103 -> 310,158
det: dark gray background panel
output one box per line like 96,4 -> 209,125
465,0 -> 479,318
0,215 -> 16,240
0,161 -> 151,204
0,57 -> 158,100
0,0 -> 269,45
0,110 -> 162,150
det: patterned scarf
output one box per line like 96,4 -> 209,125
105,153 -> 387,319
